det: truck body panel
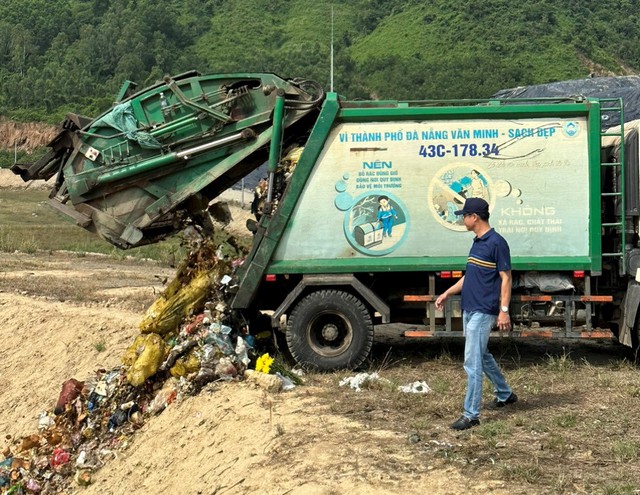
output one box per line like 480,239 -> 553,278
273,113 -> 595,268
13,72 -> 640,370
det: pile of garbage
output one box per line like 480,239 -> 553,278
0,236 -> 298,494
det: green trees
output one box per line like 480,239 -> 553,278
0,0 -> 638,123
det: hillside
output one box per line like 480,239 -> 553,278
0,0 -> 638,124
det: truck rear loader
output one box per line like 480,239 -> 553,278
13,71 -> 640,370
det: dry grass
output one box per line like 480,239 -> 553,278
306,340 -> 640,494
4,184 -> 640,494
0,251 -> 171,312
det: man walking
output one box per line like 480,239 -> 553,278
435,197 -> 517,431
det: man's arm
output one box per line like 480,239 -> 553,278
497,270 -> 512,330
435,275 -> 465,310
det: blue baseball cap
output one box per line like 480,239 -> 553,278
454,197 -> 489,216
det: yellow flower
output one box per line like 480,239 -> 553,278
255,353 -> 274,374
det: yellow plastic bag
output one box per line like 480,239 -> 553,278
122,334 -> 146,366
169,350 -> 201,377
126,333 -> 167,386
139,271 -> 213,336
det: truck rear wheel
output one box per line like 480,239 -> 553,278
286,289 -> 374,371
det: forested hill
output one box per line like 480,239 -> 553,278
0,0 -> 639,123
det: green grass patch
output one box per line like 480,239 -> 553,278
93,339 -> 107,352
554,411 -> 578,428
0,189 -> 186,263
601,483 -> 639,495
476,420 -> 510,441
500,462 -> 542,484
611,440 -> 640,463
545,348 -> 576,372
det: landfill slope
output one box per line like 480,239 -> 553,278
0,174 -> 512,494
0,294 -> 141,441
0,252 -> 514,495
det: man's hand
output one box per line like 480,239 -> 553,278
497,311 -> 511,331
435,276 -> 465,312
435,293 -> 448,311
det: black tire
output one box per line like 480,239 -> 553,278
286,289 -> 374,371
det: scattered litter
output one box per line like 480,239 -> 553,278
148,378 -> 179,415
275,372 -> 296,391
0,238 -> 304,494
37,412 -> 55,431
397,381 -> 432,394
244,369 -> 283,392
339,372 -> 388,392
50,448 -> 70,469
54,379 -> 84,415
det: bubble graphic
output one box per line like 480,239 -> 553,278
511,188 -> 522,198
335,180 -> 348,193
335,192 -> 353,211
493,180 -> 512,197
343,172 -> 350,180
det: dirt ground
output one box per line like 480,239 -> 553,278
2,170 -> 640,495
0,251 -> 518,495
0,170 -> 488,494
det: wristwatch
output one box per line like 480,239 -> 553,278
500,305 -> 509,313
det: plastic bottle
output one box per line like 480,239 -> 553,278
160,92 -> 168,111
235,337 -> 250,366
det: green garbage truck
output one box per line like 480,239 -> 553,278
13,71 -> 640,370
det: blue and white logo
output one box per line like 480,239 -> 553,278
563,121 -> 580,137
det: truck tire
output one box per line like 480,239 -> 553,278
286,289 -> 374,371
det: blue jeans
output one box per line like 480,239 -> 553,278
462,311 -> 512,420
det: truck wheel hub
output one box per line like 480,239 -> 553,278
322,324 -> 339,341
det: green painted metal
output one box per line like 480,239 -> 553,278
598,98 -> 626,272
19,72 -> 324,248
267,92 -> 285,174
233,95 -> 605,308
265,256 -> 597,275
14,73 -> 618,311
619,101 -> 626,273
232,93 -> 340,309
230,95 -> 607,307
261,98 -> 601,274
338,100 -> 593,122
588,99 -> 604,272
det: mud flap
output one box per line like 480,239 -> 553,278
621,281 -> 640,347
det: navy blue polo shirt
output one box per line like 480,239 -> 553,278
461,228 -> 511,315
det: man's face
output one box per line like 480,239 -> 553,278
462,212 -> 476,231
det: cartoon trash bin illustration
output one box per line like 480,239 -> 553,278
353,222 -> 384,248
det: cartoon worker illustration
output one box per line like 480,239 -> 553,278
468,169 -> 488,199
429,165 -> 494,232
377,195 -> 398,237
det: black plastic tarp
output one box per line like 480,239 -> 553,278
491,76 -> 640,129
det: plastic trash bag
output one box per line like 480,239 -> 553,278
92,102 -> 162,149
397,381 -> 432,394
125,333 -> 167,386
339,372 -> 389,392
275,372 -> 296,391
148,378 -> 179,415
139,271 -> 214,336
169,350 -> 201,378
235,337 -> 250,367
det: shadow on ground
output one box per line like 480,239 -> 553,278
370,334 -> 636,370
